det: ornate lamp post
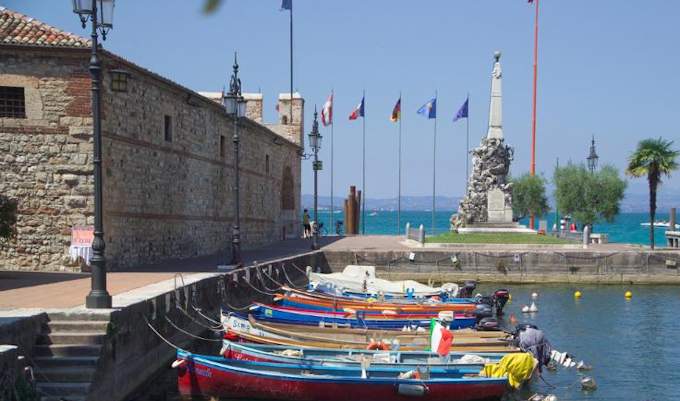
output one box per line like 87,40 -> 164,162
223,53 -> 247,266
308,108 -> 323,250
72,0 -> 114,309
587,135 -> 599,173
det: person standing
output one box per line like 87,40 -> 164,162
302,209 -> 311,238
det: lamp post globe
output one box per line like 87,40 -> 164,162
72,0 -> 115,309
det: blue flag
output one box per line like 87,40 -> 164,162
417,97 -> 437,119
281,0 -> 292,10
453,97 -> 469,122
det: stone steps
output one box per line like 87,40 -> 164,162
32,356 -> 99,368
33,344 -> 102,357
37,332 -> 106,345
35,366 -> 96,382
36,382 -> 90,397
40,397 -> 86,401
45,320 -> 109,333
32,312 -> 110,401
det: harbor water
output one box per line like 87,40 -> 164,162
313,211 -> 670,247
136,284 -> 680,401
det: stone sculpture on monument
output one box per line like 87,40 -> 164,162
454,51 -> 526,231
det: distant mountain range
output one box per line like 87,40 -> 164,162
302,192 -> 679,213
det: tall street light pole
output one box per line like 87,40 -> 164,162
223,53 -> 247,267
309,108 -> 323,250
73,0 -> 114,309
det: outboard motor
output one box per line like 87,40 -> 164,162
458,280 -> 477,298
493,289 -> 510,315
473,304 -> 493,320
476,317 -> 500,331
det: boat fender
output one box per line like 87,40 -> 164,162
580,376 -> 597,391
397,383 -> 427,397
171,359 -> 186,369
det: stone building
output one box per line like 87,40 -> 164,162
0,8 -> 303,271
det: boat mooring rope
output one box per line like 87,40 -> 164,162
262,267 -> 286,288
164,315 -> 223,342
243,276 -> 277,296
144,314 -> 186,352
256,270 -> 281,292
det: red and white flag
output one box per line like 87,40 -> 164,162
430,319 -> 454,356
321,92 -> 333,127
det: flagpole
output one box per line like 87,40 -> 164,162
397,92 -> 402,234
529,0 -> 539,230
330,89 -> 334,234
432,91 -> 437,235
362,89 -> 366,235
465,92 -> 470,185
289,2 -> 294,124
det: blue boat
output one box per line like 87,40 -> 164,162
247,303 -> 478,330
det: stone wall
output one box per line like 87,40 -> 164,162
0,46 -> 302,271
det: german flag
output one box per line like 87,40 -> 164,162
390,97 -> 401,122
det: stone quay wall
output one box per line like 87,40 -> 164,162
0,46 -> 303,271
322,249 -> 680,284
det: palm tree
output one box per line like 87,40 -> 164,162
626,138 -> 679,249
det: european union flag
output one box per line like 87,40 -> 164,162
453,97 -> 469,122
417,97 -> 437,119
281,0 -> 292,10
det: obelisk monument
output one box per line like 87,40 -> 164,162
456,51 -> 516,227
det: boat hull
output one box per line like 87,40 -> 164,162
177,351 -> 507,401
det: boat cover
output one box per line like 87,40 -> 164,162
309,265 -> 460,296
480,352 -> 536,389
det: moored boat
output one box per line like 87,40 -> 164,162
248,303 -> 478,330
222,314 -> 518,352
221,340 -> 506,368
176,350 -> 509,401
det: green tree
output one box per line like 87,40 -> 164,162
511,173 -> 550,220
0,194 -> 18,242
553,164 -> 626,229
626,138 -> 679,249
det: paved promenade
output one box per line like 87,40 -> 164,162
1,235 -> 675,310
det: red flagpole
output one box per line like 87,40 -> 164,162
529,0 -> 539,230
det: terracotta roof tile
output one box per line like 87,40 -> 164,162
0,6 -> 90,48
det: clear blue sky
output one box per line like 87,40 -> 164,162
5,0 -> 680,200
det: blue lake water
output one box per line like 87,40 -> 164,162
312,210 -> 669,247
486,283 -> 680,401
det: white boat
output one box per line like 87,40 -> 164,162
308,265 -> 459,297
640,221 -> 672,228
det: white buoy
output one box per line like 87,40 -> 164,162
529,301 -> 538,312
531,292 -> 539,299
521,305 -> 530,313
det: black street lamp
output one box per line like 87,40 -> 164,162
308,108 -> 323,250
223,53 -> 247,266
73,0 -> 114,309
587,135 -> 599,173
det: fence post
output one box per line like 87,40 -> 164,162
418,224 -> 425,244
405,222 -> 410,238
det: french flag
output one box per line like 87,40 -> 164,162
348,97 -> 365,120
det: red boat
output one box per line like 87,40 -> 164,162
176,350 -> 508,401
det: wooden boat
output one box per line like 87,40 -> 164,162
277,290 -> 478,313
222,314 -> 518,353
176,350 -> 509,401
245,314 -> 510,340
249,303 -> 477,330
221,340 -> 506,368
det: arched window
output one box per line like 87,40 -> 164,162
281,166 -> 295,210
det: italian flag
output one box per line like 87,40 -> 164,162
430,319 -> 453,356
